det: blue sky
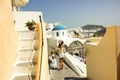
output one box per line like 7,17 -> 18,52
22,0 -> 120,27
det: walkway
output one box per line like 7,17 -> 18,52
49,54 -> 88,80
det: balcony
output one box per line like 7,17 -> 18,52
12,0 -> 29,6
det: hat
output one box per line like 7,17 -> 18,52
52,54 -> 54,57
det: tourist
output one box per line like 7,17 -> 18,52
49,50 -> 57,69
58,41 -> 66,70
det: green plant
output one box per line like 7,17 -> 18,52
25,20 -> 36,31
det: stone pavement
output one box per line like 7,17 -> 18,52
50,62 -> 79,80
49,54 -> 88,80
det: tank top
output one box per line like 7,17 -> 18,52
59,52 -> 64,58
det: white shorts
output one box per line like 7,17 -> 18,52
59,53 -> 64,58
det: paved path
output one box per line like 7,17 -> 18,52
49,54 -> 88,80
50,62 -> 79,80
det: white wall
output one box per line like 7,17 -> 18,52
53,30 -> 68,38
13,11 -> 43,31
47,38 -> 57,49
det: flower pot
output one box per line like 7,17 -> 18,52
28,26 -> 35,31
25,20 -> 36,31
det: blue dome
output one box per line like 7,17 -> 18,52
53,24 -> 66,30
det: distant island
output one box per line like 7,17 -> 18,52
81,24 -> 106,37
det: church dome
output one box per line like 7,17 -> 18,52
53,24 -> 66,30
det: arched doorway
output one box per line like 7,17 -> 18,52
67,40 -> 85,58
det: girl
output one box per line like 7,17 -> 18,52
58,41 -> 66,70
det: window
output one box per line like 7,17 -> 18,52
62,32 -> 64,36
56,32 -> 59,36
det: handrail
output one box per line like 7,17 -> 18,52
38,15 -> 44,80
35,23 -> 42,80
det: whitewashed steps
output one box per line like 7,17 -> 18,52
10,66 -> 36,80
18,31 -> 38,40
11,30 -> 39,80
16,31 -> 38,66
18,50 -> 34,54
18,40 -> 39,51
15,50 -> 37,66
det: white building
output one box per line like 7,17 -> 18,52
52,24 -> 68,39
47,24 -> 68,50
12,0 -> 29,11
47,24 -> 86,58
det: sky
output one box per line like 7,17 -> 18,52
22,0 -> 120,27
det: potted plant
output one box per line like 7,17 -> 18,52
25,20 -> 36,31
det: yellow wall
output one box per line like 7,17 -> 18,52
39,22 -> 49,80
85,26 -> 117,80
117,26 -> 120,80
36,23 -> 48,80
35,23 -> 42,80
0,0 -> 17,80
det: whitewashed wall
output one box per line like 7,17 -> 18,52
13,11 -> 43,31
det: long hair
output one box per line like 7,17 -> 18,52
58,41 -> 64,48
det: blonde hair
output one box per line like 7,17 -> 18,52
50,50 -> 54,55
58,41 -> 64,48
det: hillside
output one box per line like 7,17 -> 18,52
81,24 -> 106,37
81,24 -> 105,30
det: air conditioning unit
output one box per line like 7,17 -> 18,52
12,0 -> 29,7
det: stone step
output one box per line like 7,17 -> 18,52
10,66 -> 36,80
15,50 -> 37,66
18,40 -> 38,51
11,30 -> 39,80
18,50 -> 36,54
15,61 -> 36,66
18,31 -> 38,40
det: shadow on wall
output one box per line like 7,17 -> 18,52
117,52 -> 120,80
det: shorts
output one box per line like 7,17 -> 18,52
59,58 -> 64,63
